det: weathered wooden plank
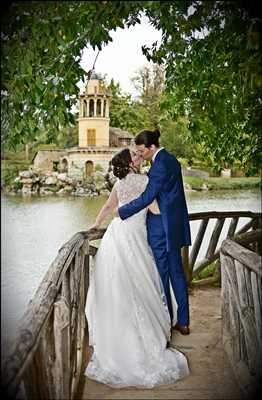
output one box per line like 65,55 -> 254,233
205,218 -> 225,259
235,218 -> 254,236
23,340 -> 52,400
189,219 -> 209,269
223,256 -> 259,372
221,239 -> 262,276
189,211 -> 261,221
2,281 -> 58,398
250,271 -> 262,348
222,324 -> 258,398
72,249 -> 86,399
62,268 -> 71,310
227,217 -> 239,238
235,260 -> 251,363
225,257 -> 241,361
53,295 -> 71,400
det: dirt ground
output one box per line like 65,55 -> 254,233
81,286 -> 244,400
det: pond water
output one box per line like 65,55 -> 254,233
1,189 -> 261,357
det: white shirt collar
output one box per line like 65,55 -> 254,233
152,147 -> 164,162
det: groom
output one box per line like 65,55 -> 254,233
116,129 -> 191,335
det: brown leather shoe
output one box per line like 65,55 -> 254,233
173,322 -> 190,335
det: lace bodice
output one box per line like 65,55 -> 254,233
115,173 -> 149,207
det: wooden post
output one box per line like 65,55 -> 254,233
189,218 -> 209,269
53,296 -> 71,400
205,218 -> 225,259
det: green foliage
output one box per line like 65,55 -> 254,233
95,164 -> 104,172
159,117 -> 195,159
1,0 -> 261,174
108,79 -> 149,133
1,159 -> 31,185
143,1 -> 262,171
192,263 -> 217,281
1,1 -> 144,148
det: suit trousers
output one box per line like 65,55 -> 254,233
146,211 -> 189,326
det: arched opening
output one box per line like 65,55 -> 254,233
61,158 -> 68,173
97,99 -> 102,116
83,100 -> 87,117
103,100 -> 106,117
85,160 -> 94,177
89,99 -> 94,117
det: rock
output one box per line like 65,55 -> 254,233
184,183 -> 193,191
20,178 -> 34,184
201,183 -> 209,191
45,176 -> 58,185
64,185 -> 73,193
19,170 -> 35,179
220,168 -> 231,178
57,188 -> 66,194
57,173 -> 68,182
75,187 -> 85,195
22,185 -> 33,195
100,189 -> 110,196
39,187 -> 53,195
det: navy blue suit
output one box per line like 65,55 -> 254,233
118,149 -> 191,325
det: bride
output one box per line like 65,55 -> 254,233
84,148 -> 190,388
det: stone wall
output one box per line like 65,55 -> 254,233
33,150 -> 67,173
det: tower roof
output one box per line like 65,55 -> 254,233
90,70 -> 103,80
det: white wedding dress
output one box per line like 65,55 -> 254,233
84,173 -> 190,388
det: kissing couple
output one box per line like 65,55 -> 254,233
85,128 -> 192,388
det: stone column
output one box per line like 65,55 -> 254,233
94,99 -> 97,117
86,98 -> 89,117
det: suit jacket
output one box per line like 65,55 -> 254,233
118,149 -> 191,251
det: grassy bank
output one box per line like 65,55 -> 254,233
184,176 -> 261,191
1,159 -> 31,186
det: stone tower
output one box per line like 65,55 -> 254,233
78,71 -> 111,147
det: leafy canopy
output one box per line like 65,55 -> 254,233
1,0 -> 261,171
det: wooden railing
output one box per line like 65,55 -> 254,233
1,229 -> 105,400
184,211 -> 261,282
1,211 -> 261,399
220,230 -> 262,397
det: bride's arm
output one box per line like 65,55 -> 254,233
91,186 -> 118,229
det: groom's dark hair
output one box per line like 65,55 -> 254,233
135,129 -> 161,148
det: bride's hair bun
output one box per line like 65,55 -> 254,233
111,148 -> 132,179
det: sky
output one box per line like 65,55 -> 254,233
80,15 -> 162,98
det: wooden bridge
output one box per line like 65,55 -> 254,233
2,211 -> 261,399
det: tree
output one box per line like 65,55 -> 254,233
108,79 -> 149,134
1,1 -> 144,149
2,0 -> 261,173
143,0 -> 262,171
131,63 -> 165,128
